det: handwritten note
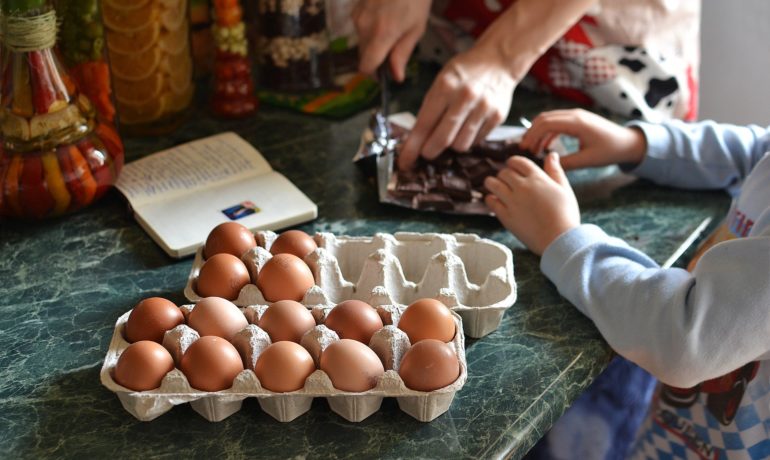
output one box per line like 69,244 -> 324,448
116,132 -> 271,206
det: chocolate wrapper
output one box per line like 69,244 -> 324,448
355,112 -> 575,215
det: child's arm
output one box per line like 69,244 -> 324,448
541,220 -> 770,388
521,109 -> 770,196
490,113 -> 770,386
628,120 -> 769,195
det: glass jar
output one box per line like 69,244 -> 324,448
254,0 -> 333,92
0,0 -> 124,219
100,0 -> 195,136
190,0 -> 215,77
211,0 -> 258,117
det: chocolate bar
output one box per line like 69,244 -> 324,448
388,140 -> 544,213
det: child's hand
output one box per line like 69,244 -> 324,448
484,153 -> 580,255
519,109 -> 647,170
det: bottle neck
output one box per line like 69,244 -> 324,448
1,2 -> 57,53
3,0 -> 50,14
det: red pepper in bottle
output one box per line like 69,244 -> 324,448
4,154 -> 24,216
28,50 -> 58,114
66,145 -> 97,206
0,151 -> 11,214
56,145 -> 83,208
77,139 -> 112,199
20,155 -> 54,218
95,123 -> 124,174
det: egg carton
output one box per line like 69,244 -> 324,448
184,231 -> 517,338
100,293 -> 467,423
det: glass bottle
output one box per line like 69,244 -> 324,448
210,0 -> 258,117
56,0 -> 116,124
100,0 -> 195,136
0,0 -> 125,219
254,0 -> 333,92
190,0 -> 215,77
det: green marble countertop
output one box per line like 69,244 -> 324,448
0,75 -> 730,459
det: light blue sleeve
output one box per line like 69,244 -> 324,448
540,224 -> 770,388
626,120 -> 770,196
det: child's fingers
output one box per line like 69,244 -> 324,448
496,168 -> 523,189
484,194 -> 506,216
544,152 -> 569,186
522,112 -> 584,151
505,155 -> 540,177
558,146 -> 604,170
483,176 -> 515,208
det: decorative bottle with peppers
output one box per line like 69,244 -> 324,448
211,0 -> 258,117
0,0 -> 125,219
100,0 -> 195,135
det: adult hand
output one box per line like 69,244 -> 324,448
352,0 -> 432,82
519,109 -> 647,170
484,153 -> 580,255
398,46 -> 517,170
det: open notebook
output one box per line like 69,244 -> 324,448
115,132 -> 317,258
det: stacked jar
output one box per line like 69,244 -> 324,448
211,0 -> 258,118
255,0 -> 332,92
100,0 -> 195,135
0,0 -> 124,219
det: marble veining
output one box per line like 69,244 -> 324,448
0,70 -> 730,459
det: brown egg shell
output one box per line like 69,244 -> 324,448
103,294 -> 467,423
185,244 -> 321,307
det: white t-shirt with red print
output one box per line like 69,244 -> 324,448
423,0 -> 701,121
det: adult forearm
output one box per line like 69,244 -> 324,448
477,0 -> 598,82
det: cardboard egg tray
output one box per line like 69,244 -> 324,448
185,231 -> 517,338
100,296 -> 467,423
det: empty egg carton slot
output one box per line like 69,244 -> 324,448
185,231 -> 517,338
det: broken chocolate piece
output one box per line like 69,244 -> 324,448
464,159 -> 497,187
393,180 -> 424,199
437,173 -> 472,201
413,193 -> 454,211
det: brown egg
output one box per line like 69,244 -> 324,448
270,230 -> 317,259
324,300 -> 383,344
114,341 -> 175,391
398,298 -> 456,343
188,297 -> 248,341
399,339 -> 460,392
320,339 -> 384,392
196,253 -> 251,300
180,336 -> 244,391
204,222 -> 257,259
257,253 -> 315,302
124,297 -> 184,343
259,300 -> 316,343
254,341 -> 316,392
